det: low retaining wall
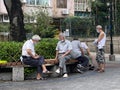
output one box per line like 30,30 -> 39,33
80,37 -> 120,54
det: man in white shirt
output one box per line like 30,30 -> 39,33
81,42 -> 95,68
22,35 -> 49,80
93,25 -> 106,73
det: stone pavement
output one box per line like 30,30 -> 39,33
0,53 -> 120,90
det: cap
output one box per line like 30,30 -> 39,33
32,35 -> 41,41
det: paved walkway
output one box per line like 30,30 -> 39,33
0,53 -> 120,90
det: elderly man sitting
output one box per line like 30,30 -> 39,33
55,33 -> 72,78
22,35 -> 49,80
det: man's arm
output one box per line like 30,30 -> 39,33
86,48 -> 91,56
80,48 -> 84,56
55,50 -> 59,60
62,41 -> 72,57
26,49 -> 39,59
62,50 -> 71,57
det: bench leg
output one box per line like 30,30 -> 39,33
12,66 -> 24,81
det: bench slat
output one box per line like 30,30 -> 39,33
0,59 -> 78,67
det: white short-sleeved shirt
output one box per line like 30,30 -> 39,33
56,40 -> 72,53
71,40 -> 82,54
81,42 -> 88,54
22,39 -> 35,57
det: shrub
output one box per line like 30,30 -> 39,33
0,38 -> 58,62
0,42 -> 22,62
35,38 -> 58,59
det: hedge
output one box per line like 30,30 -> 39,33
0,38 -> 58,62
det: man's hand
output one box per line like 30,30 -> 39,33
55,57 -> 58,63
93,39 -> 98,46
34,55 -> 40,59
61,54 -> 65,58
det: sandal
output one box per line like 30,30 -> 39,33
98,69 -> 105,73
43,70 -> 52,74
36,77 -> 47,80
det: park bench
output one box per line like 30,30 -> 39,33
0,59 -> 78,81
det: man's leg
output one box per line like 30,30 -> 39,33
57,55 -> 71,77
62,55 -> 72,73
81,56 -> 89,67
97,49 -> 105,72
58,56 -> 67,74
96,49 -> 101,70
37,66 -> 42,79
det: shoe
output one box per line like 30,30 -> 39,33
55,68 -> 60,74
76,68 -> 83,74
89,66 -> 95,70
77,64 -> 84,69
63,74 -> 68,78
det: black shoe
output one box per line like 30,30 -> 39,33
89,66 -> 95,70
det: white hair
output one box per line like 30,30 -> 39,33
32,35 -> 41,40
96,25 -> 102,29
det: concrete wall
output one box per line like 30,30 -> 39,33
52,0 -> 74,18
23,0 -> 74,18
79,37 -> 120,54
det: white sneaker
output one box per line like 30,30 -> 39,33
63,74 -> 68,78
55,68 -> 60,74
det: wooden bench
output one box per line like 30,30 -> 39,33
0,59 -> 78,81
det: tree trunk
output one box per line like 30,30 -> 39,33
4,0 -> 26,41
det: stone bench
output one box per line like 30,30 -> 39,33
0,59 -> 78,81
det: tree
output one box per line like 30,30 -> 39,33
62,16 -> 94,37
115,0 -> 120,35
4,0 -> 26,41
91,0 -> 108,27
33,8 -> 55,38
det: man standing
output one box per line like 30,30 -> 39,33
22,35 -> 49,80
94,25 -> 106,72
55,33 -> 72,78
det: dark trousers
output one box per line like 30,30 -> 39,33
76,56 -> 89,67
22,56 -> 44,73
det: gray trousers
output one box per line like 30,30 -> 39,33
58,54 -> 72,74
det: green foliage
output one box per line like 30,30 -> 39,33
24,8 -> 56,38
0,42 -> 22,62
62,16 -> 95,37
91,0 -> 108,26
0,38 -> 58,62
24,67 -> 36,76
35,38 -> 58,59
0,23 -> 10,32
33,9 -> 55,38
24,23 -> 35,33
